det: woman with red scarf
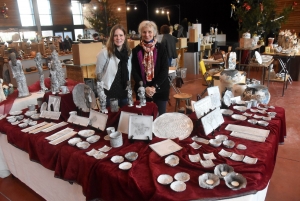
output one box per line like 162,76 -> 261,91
131,21 -> 170,115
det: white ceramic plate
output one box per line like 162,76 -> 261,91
248,119 -> 257,124
258,120 -> 269,127
152,113 -> 193,140
233,106 -> 247,112
165,155 -> 179,167
98,145 -> 112,152
125,152 -> 138,161
215,135 -> 228,141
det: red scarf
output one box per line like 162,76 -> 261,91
140,39 -> 157,81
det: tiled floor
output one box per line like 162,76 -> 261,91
0,68 -> 299,201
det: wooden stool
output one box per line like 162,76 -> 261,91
173,93 -> 192,112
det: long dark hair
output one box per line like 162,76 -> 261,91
106,24 -> 131,57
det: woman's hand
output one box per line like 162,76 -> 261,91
145,86 -> 156,98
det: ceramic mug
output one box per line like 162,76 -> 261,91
37,98 -> 43,108
109,131 -> 123,148
106,127 -> 115,135
60,86 -> 68,94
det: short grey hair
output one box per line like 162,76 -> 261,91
138,20 -> 158,37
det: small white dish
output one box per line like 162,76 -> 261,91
68,137 -> 82,146
9,111 -> 22,116
76,141 -> 90,149
157,174 -> 173,185
98,145 -> 112,152
25,110 -> 37,117
119,162 -> 132,170
78,129 -> 95,138
235,100 -> 246,105
214,164 -> 234,179
188,153 -> 201,163
86,135 -> 100,143
258,110 -> 266,114
231,114 -> 247,121
224,172 -> 247,190
6,116 -> 15,120
220,109 -> 233,116
16,115 -> 24,120
11,120 -> 20,125
31,113 -> 41,120
199,173 -> 220,189
253,114 -> 263,119
262,116 -> 272,121
111,155 -> 124,163
209,139 -> 222,147
258,120 -> 269,127
250,109 -> 258,113
93,151 -> 108,159
170,181 -> 186,192
86,148 -> 98,156
18,123 -> 28,128
28,121 -> 37,126
189,142 -> 202,149
247,119 -> 258,124
268,112 -> 277,117
233,106 -> 247,112
165,155 -> 179,167
125,152 -> 138,161
236,144 -> 247,150
215,135 -> 228,141
8,117 -> 17,123
174,172 -> 190,182
223,140 -> 235,148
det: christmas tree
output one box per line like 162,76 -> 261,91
231,0 -> 296,39
85,0 -> 120,36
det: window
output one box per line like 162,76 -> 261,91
37,0 -> 53,26
71,1 -> 84,25
17,0 -> 35,26
42,30 -> 53,37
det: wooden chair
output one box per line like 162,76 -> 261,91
199,60 -> 214,99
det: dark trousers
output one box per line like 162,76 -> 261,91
153,100 -> 167,116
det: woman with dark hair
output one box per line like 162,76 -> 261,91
95,24 -> 132,107
131,21 -> 170,115
160,24 -> 178,66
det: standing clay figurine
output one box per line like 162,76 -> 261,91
8,52 -> 30,98
84,84 -> 93,109
8,83 -> 14,95
137,81 -> 146,106
126,81 -> 134,107
97,80 -> 108,113
0,79 -> 6,102
48,49 -> 66,94
34,52 -> 48,91
228,52 -> 237,69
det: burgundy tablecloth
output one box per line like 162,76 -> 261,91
0,102 -> 286,201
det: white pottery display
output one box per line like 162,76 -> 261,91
214,164 -> 234,179
199,173 -> 220,189
157,174 -> 173,185
242,32 -> 251,39
224,172 -> 247,190
72,83 -> 96,112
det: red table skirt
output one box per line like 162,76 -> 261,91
0,86 -> 286,201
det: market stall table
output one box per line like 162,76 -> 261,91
0,100 -> 285,201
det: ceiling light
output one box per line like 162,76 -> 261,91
134,6 -> 137,10
93,5 -> 97,10
161,10 -> 165,14
127,6 -> 130,11
117,7 -> 121,11
167,11 -> 169,14
156,8 -> 159,13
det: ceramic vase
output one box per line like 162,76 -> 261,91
219,69 -> 245,93
232,83 -> 247,97
242,84 -> 270,104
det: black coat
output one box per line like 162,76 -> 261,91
131,43 -> 170,101
161,34 -> 178,59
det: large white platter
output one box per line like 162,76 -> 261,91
152,112 -> 193,140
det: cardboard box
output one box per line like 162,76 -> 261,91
176,38 -> 187,49
128,40 -> 140,49
72,43 -> 103,65
189,29 -> 198,43
239,38 -> 253,48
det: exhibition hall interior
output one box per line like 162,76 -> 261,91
0,0 -> 300,200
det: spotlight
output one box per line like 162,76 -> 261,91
117,7 -> 121,11
134,6 -> 137,10
93,5 -> 97,10
161,10 -> 165,14
167,11 -> 169,14
156,8 -> 159,13
127,6 -> 130,11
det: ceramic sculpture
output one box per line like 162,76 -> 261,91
137,81 -> 146,106
8,83 -> 14,95
228,52 -> 237,69
126,81 -> 134,107
0,79 -> 6,102
34,52 -> 48,92
48,50 -> 66,94
242,84 -> 270,104
96,80 -> 108,113
72,83 -> 96,112
219,69 -> 244,93
8,52 -> 30,98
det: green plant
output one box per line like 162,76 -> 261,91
85,0 -> 120,36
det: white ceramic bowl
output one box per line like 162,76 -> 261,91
165,155 -> 179,167
157,174 -> 173,185
125,152 -> 138,161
